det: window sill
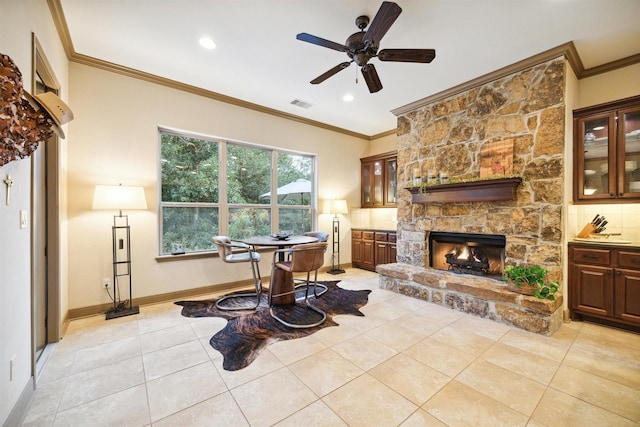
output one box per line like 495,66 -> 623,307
155,251 -> 218,262
155,246 -> 273,262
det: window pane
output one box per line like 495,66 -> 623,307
227,144 -> 271,204
161,206 -> 219,254
161,133 -> 219,203
278,208 -> 312,235
276,153 -> 312,206
228,208 -> 271,239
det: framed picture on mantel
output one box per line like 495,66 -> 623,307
480,139 -> 514,178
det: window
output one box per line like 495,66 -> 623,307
159,129 -> 315,255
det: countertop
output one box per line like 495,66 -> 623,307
570,239 -> 640,249
351,228 -> 397,233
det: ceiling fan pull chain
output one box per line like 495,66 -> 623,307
355,66 -> 358,84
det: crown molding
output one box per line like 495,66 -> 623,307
392,42 -> 581,117
392,42 -> 640,117
581,52 -> 640,79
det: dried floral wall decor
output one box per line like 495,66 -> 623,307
1,53 -> 55,167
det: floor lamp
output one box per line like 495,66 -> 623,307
93,184 -> 147,320
326,199 -> 348,274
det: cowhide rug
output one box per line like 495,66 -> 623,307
175,281 -> 370,371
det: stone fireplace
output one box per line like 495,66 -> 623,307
377,56 -> 567,335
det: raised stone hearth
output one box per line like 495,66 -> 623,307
377,263 -> 563,335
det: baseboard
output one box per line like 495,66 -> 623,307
67,277 -> 261,320
67,264 -> 356,320
3,377 -> 34,427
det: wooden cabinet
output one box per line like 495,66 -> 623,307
361,151 -> 397,208
352,230 -> 375,270
573,95 -> 640,202
352,229 -> 396,271
569,243 -> 640,330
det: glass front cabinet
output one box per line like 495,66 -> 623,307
361,151 -> 397,207
574,95 -> 640,202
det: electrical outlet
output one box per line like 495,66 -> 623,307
102,278 -> 110,289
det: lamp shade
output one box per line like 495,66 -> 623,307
93,185 -> 147,210
323,199 -> 348,215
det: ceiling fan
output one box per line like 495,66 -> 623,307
296,1 -> 436,93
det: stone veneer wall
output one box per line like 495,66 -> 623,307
395,57 -> 566,283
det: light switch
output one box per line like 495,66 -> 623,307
20,210 -> 27,229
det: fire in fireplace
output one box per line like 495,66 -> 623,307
429,231 -> 506,278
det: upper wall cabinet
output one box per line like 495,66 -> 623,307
574,95 -> 640,203
361,151 -> 397,208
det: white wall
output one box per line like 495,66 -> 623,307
0,0 -> 69,424
577,63 -> 640,109
67,63 -> 370,310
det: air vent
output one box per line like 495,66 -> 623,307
290,99 -> 314,109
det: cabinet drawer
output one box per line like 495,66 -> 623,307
571,247 -> 611,266
352,230 -> 362,239
363,231 -> 375,240
619,251 -> 640,269
389,233 -> 397,243
375,232 -> 388,242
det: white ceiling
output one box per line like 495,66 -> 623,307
59,0 -> 640,137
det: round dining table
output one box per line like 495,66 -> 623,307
240,235 -> 319,305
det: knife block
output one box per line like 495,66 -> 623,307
577,223 -> 597,238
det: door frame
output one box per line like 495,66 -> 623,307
30,34 -> 62,377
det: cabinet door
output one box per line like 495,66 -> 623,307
614,269 -> 640,325
388,243 -> 397,264
571,264 -> 613,317
361,162 -> 373,207
352,240 -> 363,264
362,240 -> 375,270
385,158 -> 397,205
617,106 -> 640,197
575,112 -> 616,200
375,242 -> 388,266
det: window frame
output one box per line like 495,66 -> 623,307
158,127 -> 317,256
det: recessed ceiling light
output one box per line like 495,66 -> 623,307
199,37 -> 217,50
343,94 -> 354,102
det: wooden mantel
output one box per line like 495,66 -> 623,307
407,177 -> 523,204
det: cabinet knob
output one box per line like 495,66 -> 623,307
610,193 -> 615,197
619,192 -> 624,196
616,271 -> 621,276
607,270 -> 612,275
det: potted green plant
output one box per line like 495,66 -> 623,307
503,265 -> 559,301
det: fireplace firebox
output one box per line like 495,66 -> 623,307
429,231 -> 506,278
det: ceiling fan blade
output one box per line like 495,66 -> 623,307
310,62 -> 352,84
296,33 -> 347,52
378,48 -> 436,63
363,1 -> 402,47
361,64 -> 383,93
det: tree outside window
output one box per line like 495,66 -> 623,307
159,129 -> 315,254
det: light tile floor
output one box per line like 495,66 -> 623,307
22,269 -> 640,426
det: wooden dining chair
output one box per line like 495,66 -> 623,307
211,236 -> 262,311
269,242 -> 328,328
298,231 -> 330,296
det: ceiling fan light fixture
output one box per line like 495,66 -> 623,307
296,1 -> 435,93
342,94 -> 354,102
198,37 -> 217,50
